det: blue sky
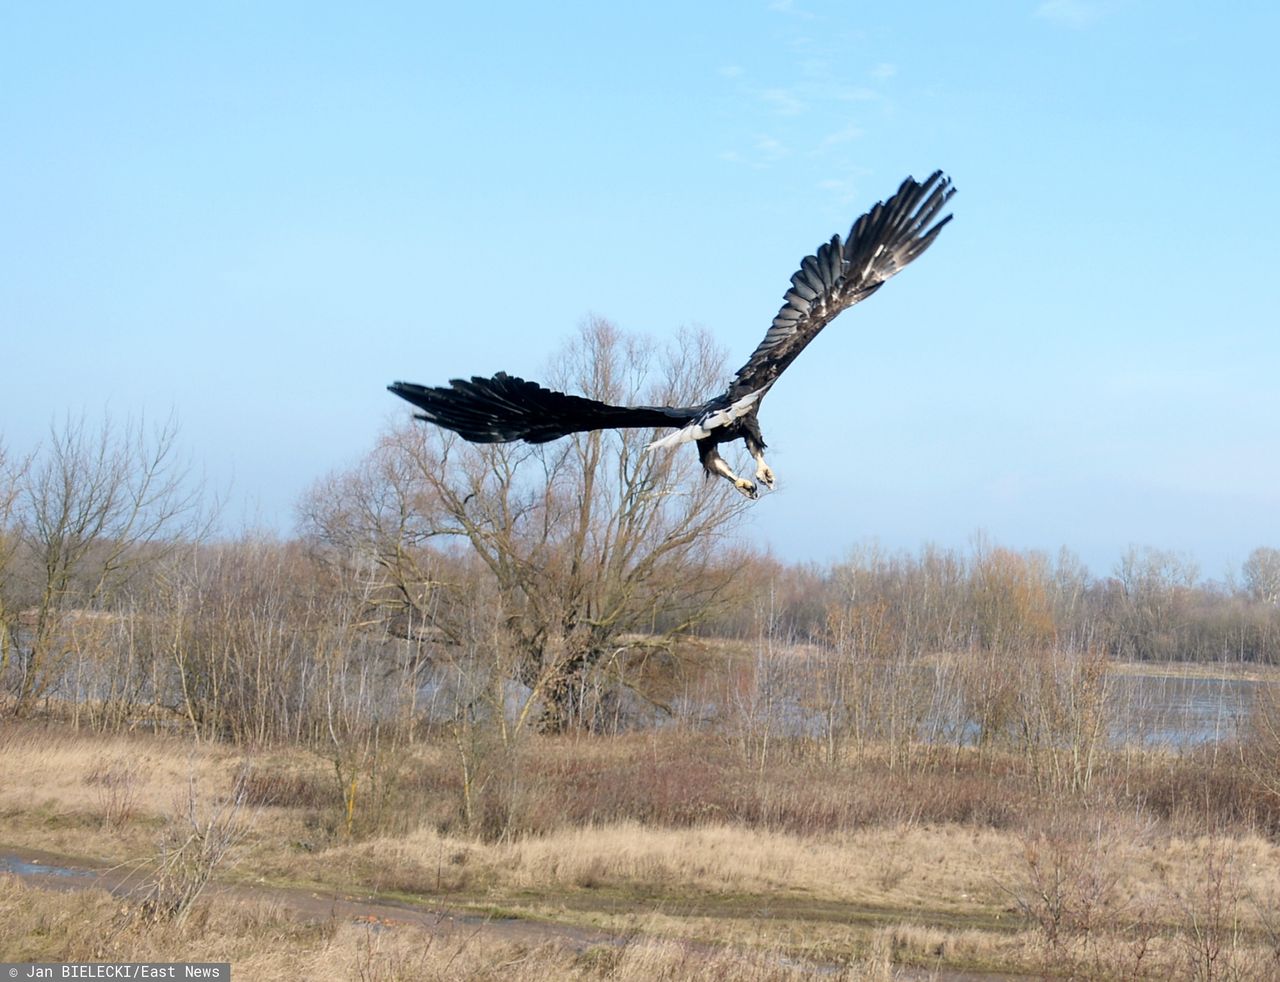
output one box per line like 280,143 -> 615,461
2,1 -> 1277,579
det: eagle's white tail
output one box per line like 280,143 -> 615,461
645,389 -> 765,452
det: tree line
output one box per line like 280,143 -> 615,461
2,320 -> 1279,747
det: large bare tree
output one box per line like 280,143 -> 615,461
0,414 -> 203,715
303,318 -> 751,732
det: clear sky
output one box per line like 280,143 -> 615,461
2,1 -> 1277,579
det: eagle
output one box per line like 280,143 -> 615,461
390,171 -> 954,499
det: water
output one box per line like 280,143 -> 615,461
716,665 -> 1274,750
414,659 -> 1273,748
0,854 -> 93,879
1110,673 -> 1266,747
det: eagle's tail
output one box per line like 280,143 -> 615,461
388,373 -> 699,445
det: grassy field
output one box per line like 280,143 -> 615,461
4,718 -> 1280,979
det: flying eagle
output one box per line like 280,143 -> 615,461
390,171 -> 954,499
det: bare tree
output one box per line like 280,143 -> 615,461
1113,545 -> 1200,661
304,318 -> 750,732
824,546 -> 943,770
1243,547 -> 1280,606
961,544 -> 1056,749
0,439 -> 26,689
1,413 -> 204,715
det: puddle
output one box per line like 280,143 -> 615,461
0,853 -> 95,879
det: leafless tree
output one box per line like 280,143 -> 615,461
824,547 -> 942,770
304,318 -> 750,733
1113,545 -> 1200,661
1,413 -> 204,715
0,439 -> 26,689
1243,547 -> 1280,606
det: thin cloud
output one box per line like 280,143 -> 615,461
1035,0 -> 1102,28
713,8 -> 895,169
767,0 -> 817,19
831,84 -> 880,103
760,87 -> 807,116
718,135 -> 791,169
817,177 -> 859,202
820,124 -> 863,146
753,134 -> 790,160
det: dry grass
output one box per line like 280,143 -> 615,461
6,720 -> 1280,977
1110,660 -> 1280,683
0,876 -> 890,981
306,820 -> 1015,914
0,724 -> 248,858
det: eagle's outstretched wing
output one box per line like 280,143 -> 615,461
728,171 -> 954,400
388,373 -> 700,444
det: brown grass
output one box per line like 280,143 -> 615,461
0,876 -> 889,981
5,720 -> 1280,977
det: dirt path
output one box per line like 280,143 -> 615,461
2,844 -> 614,950
1,845 -> 1023,981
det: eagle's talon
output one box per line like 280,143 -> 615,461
756,464 -> 776,491
734,479 -> 759,500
